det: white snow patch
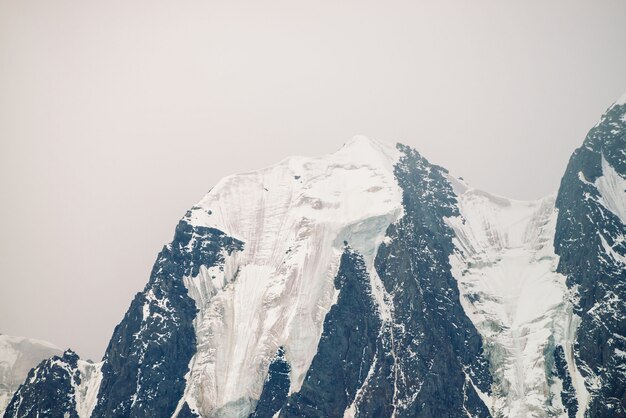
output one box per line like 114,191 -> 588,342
560,313 -> 590,418
599,234 -> 626,266
577,171 -> 593,186
466,371 -> 493,413
595,155 -> 626,225
177,136 -> 404,417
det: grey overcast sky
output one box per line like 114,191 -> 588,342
1,0 -> 625,361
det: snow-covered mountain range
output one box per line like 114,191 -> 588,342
2,94 -> 625,418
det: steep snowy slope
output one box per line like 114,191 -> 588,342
175,136 -> 404,416
0,335 -> 62,415
447,186 -> 587,417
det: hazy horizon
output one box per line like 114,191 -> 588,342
1,0 -> 626,361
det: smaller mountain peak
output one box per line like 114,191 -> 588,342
63,348 -> 77,356
60,348 -> 80,365
335,135 -> 401,169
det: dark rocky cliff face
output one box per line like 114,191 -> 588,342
348,145 -> 492,418
278,145 -> 492,418
4,350 -> 81,418
93,221 -> 243,417
554,102 -> 626,417
281,248 -> 382,418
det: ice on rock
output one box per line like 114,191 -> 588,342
177,136 -> 403,417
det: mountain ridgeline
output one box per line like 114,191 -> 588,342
3,96 -> 626,418
553,101 -> 626,417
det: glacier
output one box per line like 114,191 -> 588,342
446,184 -> 588,417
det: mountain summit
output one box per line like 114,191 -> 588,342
3,96 -> 626,418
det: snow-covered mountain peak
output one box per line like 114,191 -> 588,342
338,135 -> 401,167
176,137 -> 405,416
185,135 -> 403,250
6,95 -> 625,417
